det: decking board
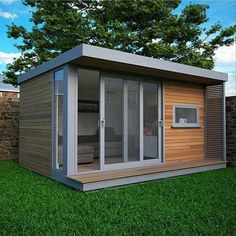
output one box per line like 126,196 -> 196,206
69,160 -> 225,184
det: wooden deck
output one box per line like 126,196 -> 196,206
69,159 -> 225,184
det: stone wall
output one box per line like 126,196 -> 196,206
226,96 -> 236,167
0,91 -> 19,160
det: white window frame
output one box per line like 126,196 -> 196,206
52,65 -> 78,176
172,104 -> 200,128
52,68 -> 65,171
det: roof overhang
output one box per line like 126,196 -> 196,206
18,44 -> 228,85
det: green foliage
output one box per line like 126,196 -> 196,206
3,0 -> 236,85
0,161 -> 236,235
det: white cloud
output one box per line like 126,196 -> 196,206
214,42 -> 236,73
225,73 -> 236,97
0,9 -> 17,19
0,51 -> 20,64
214,43 -> 236,97
214,42 -> 236,64
0,0 -> 16,4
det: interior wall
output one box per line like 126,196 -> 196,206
164,80 -> 205,163
78,113 -> 99,135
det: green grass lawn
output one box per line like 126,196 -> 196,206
0,161 -> 236,236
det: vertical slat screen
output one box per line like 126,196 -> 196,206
205,84 -> 224,160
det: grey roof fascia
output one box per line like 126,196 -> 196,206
18,43 -> 228,84
82,44 -> 228,82
18,44 -> 83,84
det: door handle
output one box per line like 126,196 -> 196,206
158,120 -> 164,127
100,119 -> 105,128
98,119 -> 105,128
155,120 -> 164,127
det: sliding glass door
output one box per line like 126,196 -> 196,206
143,82 -> 159,161
100,73 -> 162,170
102,78 -> 140,166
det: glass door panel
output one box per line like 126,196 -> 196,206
143,82 -> 159,160
127,80 -> 140,162
54,69 -> 64,170
77,69 -> 100,172
104,78 -> 124,164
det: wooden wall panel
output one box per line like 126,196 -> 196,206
19,72 -> 52,177
164,81 -> 205,163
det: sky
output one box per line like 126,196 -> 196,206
0,0 -> 235,95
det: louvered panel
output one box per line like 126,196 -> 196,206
205,85 -> 224,160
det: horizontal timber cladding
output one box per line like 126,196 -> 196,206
205,84 -> 224,160
164,81 -> 205,163
19,72 -> 52,177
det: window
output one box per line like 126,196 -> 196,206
54,69 -> 64,170
173,104 -> 200,128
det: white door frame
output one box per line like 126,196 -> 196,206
64,64 -> 78,176
141,81 -> 163,166
99,76 -> 105,170
99,72 -> 163,171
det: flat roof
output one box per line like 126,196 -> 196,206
18,44 -> 228,85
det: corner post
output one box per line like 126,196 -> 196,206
64,64 -> 78,176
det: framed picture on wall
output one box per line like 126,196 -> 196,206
78,100 -> 99,113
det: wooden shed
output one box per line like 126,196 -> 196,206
18,44 -> 227,191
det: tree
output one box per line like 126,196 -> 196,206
3,0 -> 236,85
